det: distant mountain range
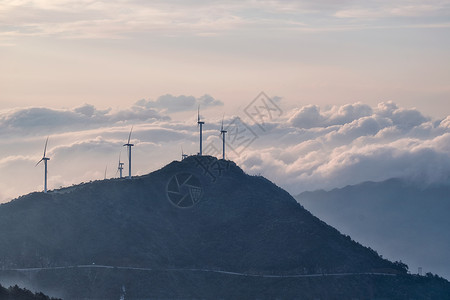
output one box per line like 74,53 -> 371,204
0,156 -> 449,299
297,178 -> 450,280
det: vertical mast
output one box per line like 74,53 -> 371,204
44,159 -> 48,193
128,145 -> 132,179
197,106 -> 204,156
222,132 -> 226,159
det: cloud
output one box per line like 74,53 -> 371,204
2,0 -> 450,42
288,105 -> 323,129
288,102 -> 375,129
0,101 -> 170,135
136,94 -> 223,113
0,0 -> 250,39
440,116 -> 450,129
288,101 -> 428,132
323,115 -> 392,145
234,101 -> 448,194
334,2 -> 449,19
0,99 -> 449,203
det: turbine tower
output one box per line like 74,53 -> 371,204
123,127 -> 134,179
36,137 -> 50,193
117,153 -> 124,178
197,106 -> 204,156
220,116 -> 227,160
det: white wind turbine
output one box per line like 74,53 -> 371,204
181,146 -> 188,160
220,116 -> 227,160
197,106 -> 204,156
35,137 -> 50,193
123,127 -> 134,179
116,152 -> 124,178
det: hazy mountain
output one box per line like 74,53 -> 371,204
296,178 -> 450,280
0,157 -> 449,299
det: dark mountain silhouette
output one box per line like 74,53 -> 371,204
0,157 -> 449,299
296,178 -> 450,281
0,283 -> 60,300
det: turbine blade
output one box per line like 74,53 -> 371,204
221,114 -> 224,131
197,105 -> 200,122
127,126 -> 133,144
43,137 -> 49,157
35,158 -> 43,167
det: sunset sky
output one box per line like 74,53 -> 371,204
1,0 -> 450,115
1,0 -> 450,201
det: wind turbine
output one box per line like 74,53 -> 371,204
181,146 -> 188,160
197,106 -> 204,156
104,165 -> 108,180
220,116 -> 227,160
123,126 -> 134,179
36,137 -> 50,193
116,152 -> 124,178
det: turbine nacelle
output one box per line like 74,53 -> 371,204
220,127 -> 227,136
220,116 -> 227,160
197,106 -> 205,156
197,105 -> 204,125
220,115 -> 227,135
35,157 -> 50,167
36,137 -> 50,166
181,146 -> 188,160
123,126 -> 134,146
123,126 -> 134,179
36,137 -> 50,193
116,152 -> 125,178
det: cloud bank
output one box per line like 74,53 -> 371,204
0,99 -> 449,203
0,94 -> 221,136
136,94 -> 223,113
235,101 -> 450,193
0,102 -> 168,136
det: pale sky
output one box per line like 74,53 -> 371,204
2,1 -> 450,284
1,0 -> 450,117
1,0 -> 450,202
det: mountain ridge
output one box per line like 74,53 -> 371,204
0,156 -> 449,299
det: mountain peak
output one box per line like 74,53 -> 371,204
0,156 -> 399,272
1,159 -> 449,299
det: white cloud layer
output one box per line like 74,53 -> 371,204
0,99 -> 449,203
235,101 -> 450,193
0,93 -> 222,136
0,102 -> 166,135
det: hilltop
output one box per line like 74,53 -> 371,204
0,156 -> 449,299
